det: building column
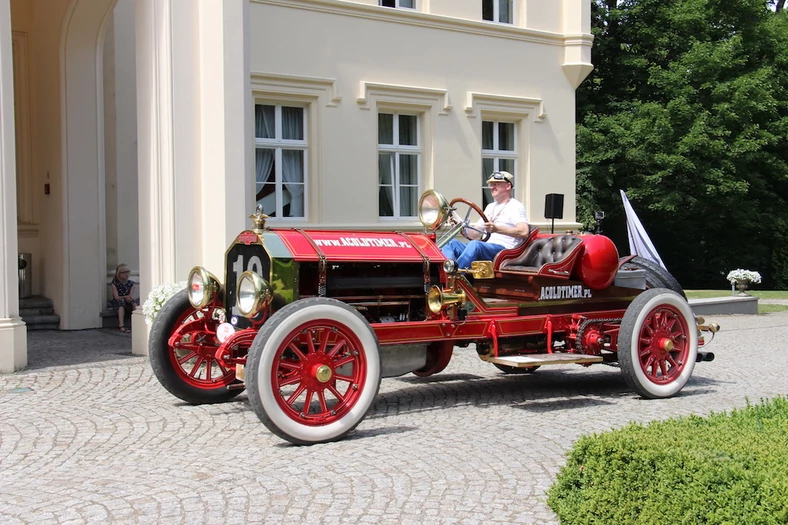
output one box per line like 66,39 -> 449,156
198,0 -> 252,271
0,0 -> 27,372
132,0 -> 251,355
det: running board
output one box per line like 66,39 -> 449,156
486,354 -> 603,367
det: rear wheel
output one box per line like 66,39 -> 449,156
618,289 -> 697,398
620,256 -> 686,299
148,289 -> 242,404
246,298 -> 381,445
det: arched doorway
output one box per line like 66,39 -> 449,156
61,0 -> 138,329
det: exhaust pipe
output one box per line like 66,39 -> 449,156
696,351 -> 715,362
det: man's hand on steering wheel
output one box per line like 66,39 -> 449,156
449,198 -> 490,242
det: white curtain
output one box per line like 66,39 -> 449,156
378,114 -> 394,216
255,149 -> 274,205
379,153 -> 394,217
399,154 -> 417,216
255,105 -> 275,210
282,108 -> 304,217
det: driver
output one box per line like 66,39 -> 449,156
442,171 -> 530,268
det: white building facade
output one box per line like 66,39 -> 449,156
0,0 -> 592,371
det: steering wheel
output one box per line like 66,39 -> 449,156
448,198 -> 490,242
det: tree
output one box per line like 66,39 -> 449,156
578,0 -> 788,288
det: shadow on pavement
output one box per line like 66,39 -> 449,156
22,329 -> 140,372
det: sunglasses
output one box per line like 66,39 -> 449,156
490,172 -> 508,180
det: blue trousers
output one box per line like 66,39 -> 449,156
442,239 -> 505,269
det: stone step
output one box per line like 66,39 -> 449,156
20,307 -> 55,317
19,295 -> 54,310
22,314 -> 61,331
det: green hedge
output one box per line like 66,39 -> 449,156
547,397 -> 788,524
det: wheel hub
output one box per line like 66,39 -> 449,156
314,364 -> 332,383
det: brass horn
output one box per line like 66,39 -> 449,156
427,285 -> 466,314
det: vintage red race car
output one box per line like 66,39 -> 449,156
148,190 -> 719,445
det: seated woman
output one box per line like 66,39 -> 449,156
110,264 -> 137,333
442,171 -> 531,268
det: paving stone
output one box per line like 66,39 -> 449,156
1,312 -> 786,523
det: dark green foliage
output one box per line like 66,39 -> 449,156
578,1 -> 788,288
547,397 -> 788,524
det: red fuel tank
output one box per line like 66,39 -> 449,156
574,235 -> 619,290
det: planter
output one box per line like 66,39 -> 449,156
736,280 -> 751,296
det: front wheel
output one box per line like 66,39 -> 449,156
148,289 -> 242,404
246,298 -> 382,445
618,289 -> 697,399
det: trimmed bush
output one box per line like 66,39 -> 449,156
547,397 -> 788,524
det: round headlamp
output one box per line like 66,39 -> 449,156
187,266 -> 220,309
237,271 -> 273,317
418,190 -> 450,230
443,259 -> 458,275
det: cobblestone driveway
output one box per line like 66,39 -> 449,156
2,312 -> 787,524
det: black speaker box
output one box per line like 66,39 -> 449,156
544,193 -> 564,219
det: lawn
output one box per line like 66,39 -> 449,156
685,289 -> 788,314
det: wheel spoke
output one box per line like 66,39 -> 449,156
333,355 -> 356,368
286,383 -> 306,406
317,329 -> 331,354
177,350 -> 198,365
279,374 -> 301,387
327,383 -> 345,402
305,331 -> 317,355
645,355 -> 658,374
317,389 -> 329,413
326,338 -> 347,358
279,359 -> 301,371
303,390 -> 314,415
288,342 -> 308,361
189,357 -> 205,378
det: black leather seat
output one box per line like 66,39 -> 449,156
499,235 -> 582,273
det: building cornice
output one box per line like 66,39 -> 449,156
251,0 -> 589,47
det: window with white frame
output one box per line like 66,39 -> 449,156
254,103 -> 307,219
380,0 -> 415,8
378,113 -> 420,218
481,120 -> 516,207
482,0 -> 513,24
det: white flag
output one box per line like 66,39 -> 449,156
620,190 -> 666,269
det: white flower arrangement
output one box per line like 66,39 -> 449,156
726,269 -> 762,285
142,281 -> 187,325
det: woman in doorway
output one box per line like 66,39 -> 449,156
110,264 -> 137,333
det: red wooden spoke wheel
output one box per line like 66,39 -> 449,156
247,298 -> 381,445
167,310 -> 234,389
618,289 -> 697,399
271,320 -> 368,425
149,289 -> 243,404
